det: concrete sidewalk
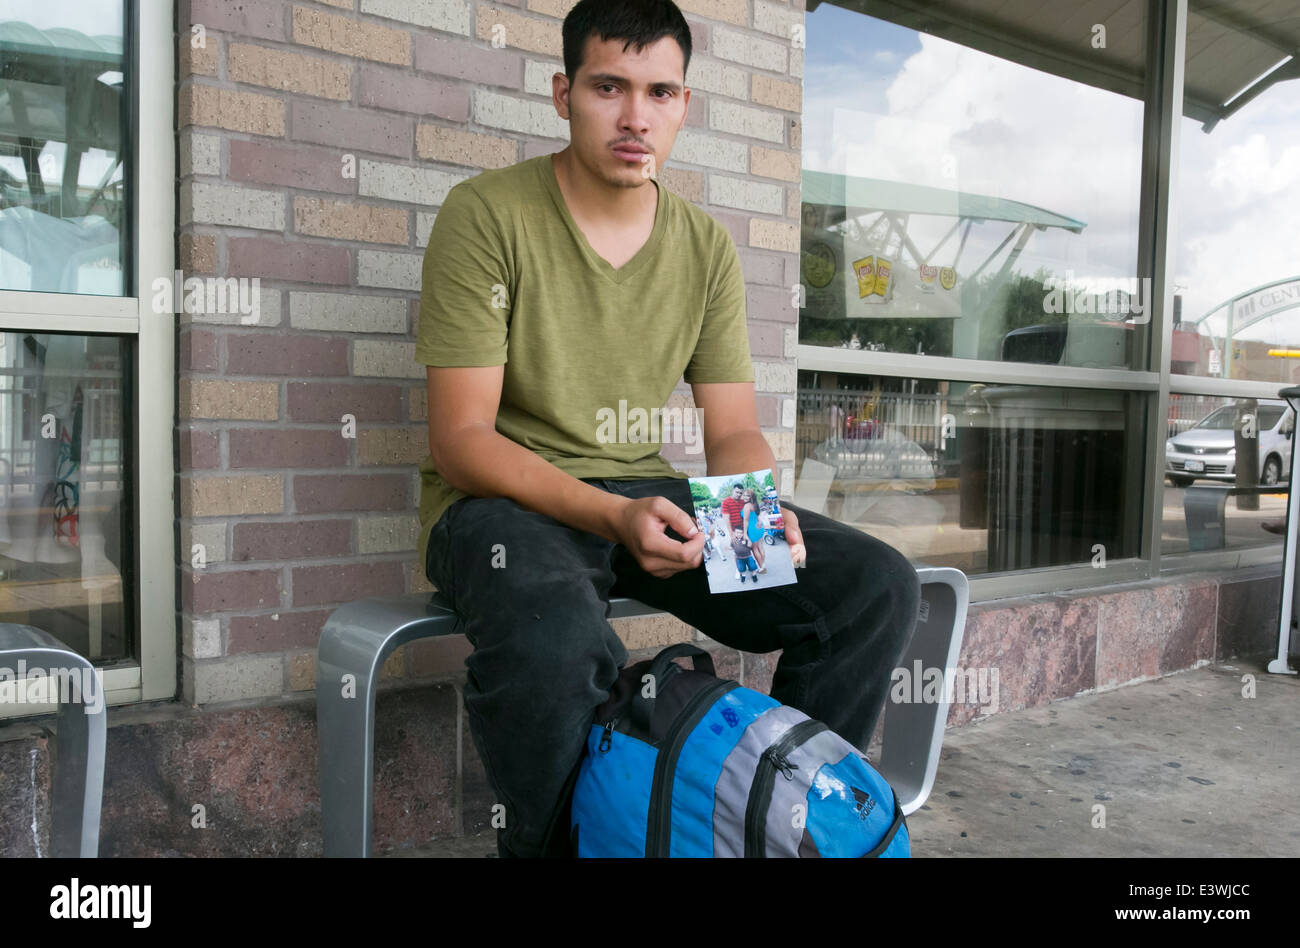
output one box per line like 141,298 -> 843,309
387,659 -> 1300,858
910,659 -> 1299,857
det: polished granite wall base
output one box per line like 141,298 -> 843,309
0,566 -> 1288,856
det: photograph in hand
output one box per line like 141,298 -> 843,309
688,468 -> 799,594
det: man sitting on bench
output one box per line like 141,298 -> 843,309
417,0 -> 919,858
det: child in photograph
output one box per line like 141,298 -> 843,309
731,527 -> 759,582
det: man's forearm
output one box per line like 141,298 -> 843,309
433,424 -> 631,543
706,430 -> 778,479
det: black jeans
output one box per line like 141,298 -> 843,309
423,476 -> 919,857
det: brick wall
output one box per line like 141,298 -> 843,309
175,0 -> 805,704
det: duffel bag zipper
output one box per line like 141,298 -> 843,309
644,679 -> 739,857
743,718 -> 827,857
598,718 -> 617,753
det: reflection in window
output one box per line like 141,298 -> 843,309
793,370 -> 1144,575
0,332 -> 130,661
1162,393 -> 1290,555
1172,3 -> 1300,383
801,1 -> 1146,368
0,3 -> 129,295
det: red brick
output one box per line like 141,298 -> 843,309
406,635 -> 472,678
357,66 -> 469,121
180,428 -> 221,470
737,248 -> 786,286
228,140 -> 356,194
755,394 -> 781,428
747,321 -> 785,357
181,328 -> 220,372
228,237 -> 350,284
287,382 -> 403,423
708,209 -> 750,248
292,561 -> 405,606
686,92 -> 707,128
414,33 -> 522,87
184,568 -> 283,614
291,101 -> 412,157
294,474 -> 409,513
689,19 -> 708,52
228,428 -> 349,469
186,0 -> 286,39
231,519 -> 352,561
228,608 -> 333,653
746,286 -> 798,322
226,333 -> 349,377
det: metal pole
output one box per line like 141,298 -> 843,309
1269,385 -> 1300,674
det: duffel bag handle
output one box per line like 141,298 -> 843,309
629,644 -> 717,731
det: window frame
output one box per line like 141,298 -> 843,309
0,0 -> 176,707
797,0 -> 1285,600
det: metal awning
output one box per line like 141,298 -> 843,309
802,170 -> 1087,232
809,0 -> 1300,132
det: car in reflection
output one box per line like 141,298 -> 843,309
1165,400 -> 1293,487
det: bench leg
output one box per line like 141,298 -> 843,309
877,567 -> 969,816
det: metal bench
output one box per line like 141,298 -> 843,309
0,623 -> 106,857
317,566 -> 969,857
1183,484 -> 1288,550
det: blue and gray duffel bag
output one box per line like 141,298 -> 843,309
570,643 -> 909,858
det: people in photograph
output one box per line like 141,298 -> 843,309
730,527 -> 759,583
741,488 -> 767,573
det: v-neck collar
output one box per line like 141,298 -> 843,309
540,152 -> 666,285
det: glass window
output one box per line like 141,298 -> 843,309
1171,2 -> 1300,383
794,370 -> 1146,575
801,0 -> 1148,369
0,1 -> 129,295
1161,393 -> 1290,555
0,331 -> 132,661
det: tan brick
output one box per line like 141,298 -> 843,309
228,43 -> 353,100
182,475 -> 285,518
190,655 -> 284,704
287,652 -> 316,692
763,430 -> 795,461
292,5 -> 411,66
181,85 -> 285,137
657,165 -> 704,203
750,218 -> 798,253
526,0 -> 579,18
675,0 -> 747,25
752,75 -> 802,113
786,186 -> 800,218
380,649 -> 405,680
410,386 -> 428,421
179,233 -> 217,273
476,7 -> 562,56
293,197 -> 408,244
416,125 -> 517,169
750,146 -> 799,182
179,33 -> 219,77
408,561 -> 435,594
359,427 -> 430,465
180,379 -> 279,421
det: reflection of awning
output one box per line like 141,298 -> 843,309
810,0 -> 1300,132
802,170 -> 1086,232
0,21 -> 123,67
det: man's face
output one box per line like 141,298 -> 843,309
554,34 -> 689,189
732,487 -> 742,499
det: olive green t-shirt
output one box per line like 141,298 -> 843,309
414,153 -> 755,569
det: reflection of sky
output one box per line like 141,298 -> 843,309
803,2 -> 1297,342
0,2 -> 124,37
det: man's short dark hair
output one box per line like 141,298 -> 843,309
562,0 -> 692,81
